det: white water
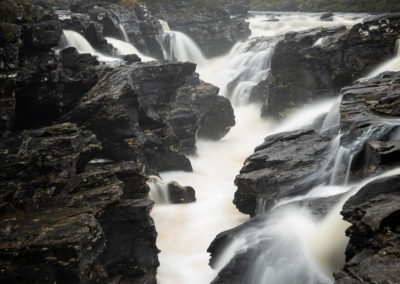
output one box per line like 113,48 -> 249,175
149,12 -> 394,284
248,12 -> 363,38
105,37 -> 155,62
61,30 -> 120,63
159,20 -> 207,66
366,38 -> 400,78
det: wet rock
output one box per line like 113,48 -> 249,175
72,1 -> 164,59
0,23 -> 21,131
60,14 -> 114,54
62,62 -> 195,173
167,181 -> 196,204
123,53 -> 141,63
234,128 -> 335,216
338,72 -> 400,181
259,15 -> 400,118
63,61 -> 234,173
0,208 -> 107,283
334,174 -> 400,284
320,11 -> 334,21
169,73 -> 235,154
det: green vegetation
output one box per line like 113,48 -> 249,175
120,0 -> 139,10
250,0 -> 399,12
0,0 -> 47,23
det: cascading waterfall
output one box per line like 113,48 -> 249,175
61,30 -> 120,62
62,30 -> 96,54
149,12 -> 394,284
159,20 -> 207,66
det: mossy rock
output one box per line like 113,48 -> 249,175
0,0 -> 49,24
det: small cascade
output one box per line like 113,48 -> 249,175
105,37 -> 155,62
320,97 -> 341,133
147,176 -> 170,204
62,30 -> 96,54
159,20 -> 207,66
366,38 -> 400,78
215,38 -> 278,105
215,167 -> 400,284
119,23 -> 130,43
61,30 -> 120,63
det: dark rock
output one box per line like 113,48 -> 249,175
0,122 -> 159,283
60,13 -> 114,55
72,2 -> 164,59
334,174 -> 400,283
123,53 -> 141,63
337,72 -> 400,182
0,23 -> 21,131
320,11 -> 334,21
62,62 -> 196,173
234,128 -> 335,216
167,181 -> 196,204
259,15 -> 400,118
169,73 -> 235,154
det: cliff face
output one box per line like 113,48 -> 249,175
250,0 -> 400,13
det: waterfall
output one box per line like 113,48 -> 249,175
61,30 -> 120,63
366,38 -> 400,78
215,167 -> 400,284
105,37 -> 155,62
62,30 -> 96,54
149,12 -> 384,284
147,176 -> 170,204
159,20 -> 207,66
119,23 -> 130,43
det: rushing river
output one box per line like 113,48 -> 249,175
151,12 -> 363,284
60,11 -> 400,284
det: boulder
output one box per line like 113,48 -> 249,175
234,128 -> 335,216
169,73 -> 235,154
334,174 -> 400,283
167,181 -> 196,204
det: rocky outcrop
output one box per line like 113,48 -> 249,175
0,123 -> 159,283
334,174 -> 400,283
142,0 -> 251,58
257,15 -> 400,118
234,128 -> 335,216
70,1 -> 164,59
169,73 -> 235,154
339,72 -> 400,182
62,61 -> 235,173
167,181 -> 196,203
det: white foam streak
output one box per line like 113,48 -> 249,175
105,37 -> 155,62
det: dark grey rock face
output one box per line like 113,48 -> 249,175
255,15 -> 400,118
234,128 -> 335,216
334,174 -> 400,284
0,123 -> 159,283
